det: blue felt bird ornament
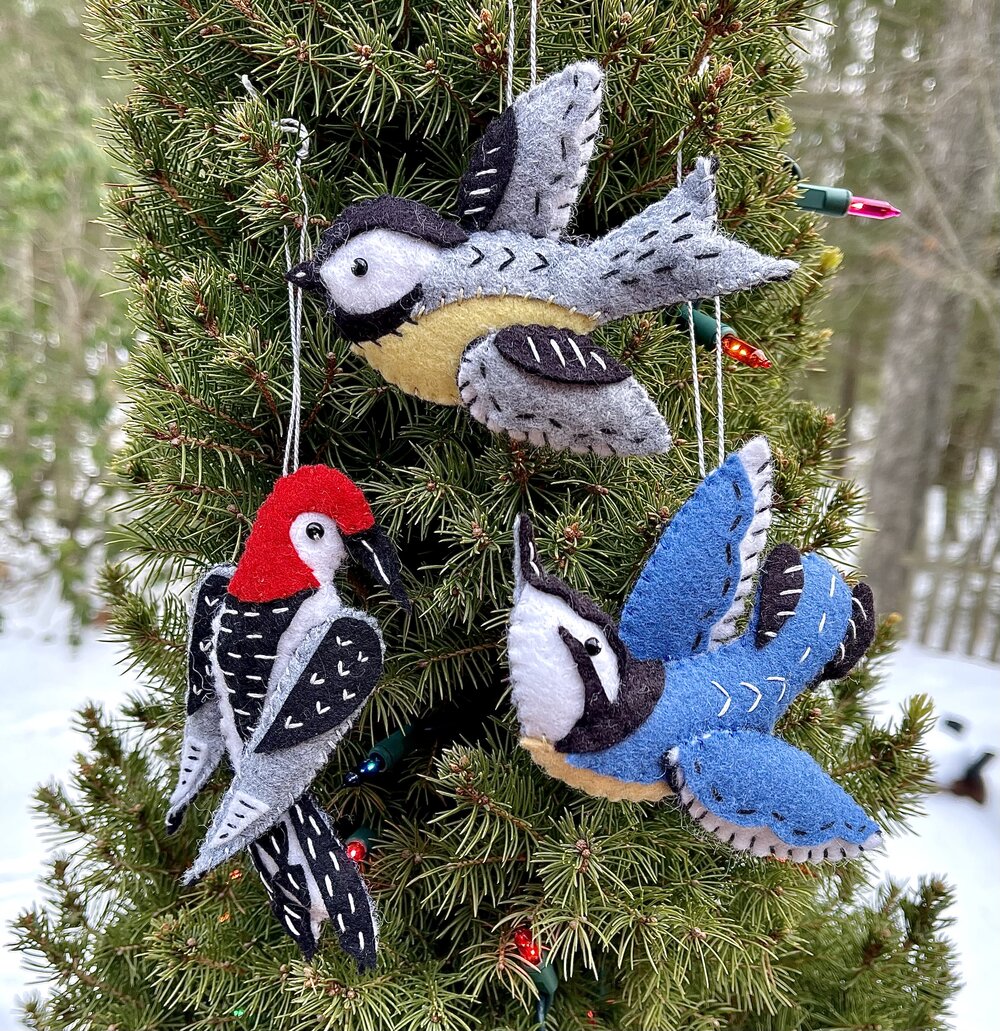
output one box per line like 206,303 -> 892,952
508,437 -> 882,862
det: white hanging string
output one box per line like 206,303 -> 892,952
239,76 -> 311,477
529,0 -> 538,86
278,118 -> 311,476
506,0 -> 539,106
678,131 -> 706,478
713,294 -> 725,467
506,0 -> 516,106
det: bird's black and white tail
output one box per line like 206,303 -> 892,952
248,792 -> 377,969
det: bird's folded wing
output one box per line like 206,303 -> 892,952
165,564 -> 234,833
457,62 -> 603,239
619,436 -> 774,661
253,615 -> 384,754
664,730 -> 882,862
184,614 -> 384,880
493,324 -> 631,384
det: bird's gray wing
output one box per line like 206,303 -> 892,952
184,614 -> 384,879
561,157 -> 797,320
458,327 -> 671,457
165,564 -> 235,834
457,62 -> 603,239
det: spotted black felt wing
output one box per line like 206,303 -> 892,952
185,613 -> 385,880
457,62 -> 603,239
165,564 -> 234,834
253,616 -> 384,754
618,437 -> 774,662
493,324 -> 632,385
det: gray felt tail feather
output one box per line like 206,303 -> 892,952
560,160 -> 798,320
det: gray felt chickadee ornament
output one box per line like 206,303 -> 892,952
289,62 -> 796,457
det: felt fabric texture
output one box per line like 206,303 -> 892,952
619,436 -> 773,661
664,733 -> 882,858
505,444 -> 882,861
492,325 -> 631,385
292,65 -> 796,459
456,105 -> 518,233
166,465 -> 403,964
250,792 -> 378,969
228,466 -> 375,603
459,331 -> 671,456
353,287 -> 597,406
166,564 -> 234,834
477,61 -> 603,240
186,596 -> 384,880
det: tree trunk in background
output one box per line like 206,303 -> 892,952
863,0 -> 999,616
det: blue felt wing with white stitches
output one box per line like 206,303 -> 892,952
619,436 -> 774,662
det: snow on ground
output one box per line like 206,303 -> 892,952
0,622 -> 996,1028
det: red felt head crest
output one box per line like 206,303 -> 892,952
228,465 -> 375,602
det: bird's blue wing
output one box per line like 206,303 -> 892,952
619,436 -> 774,662
664,730 -> 882,861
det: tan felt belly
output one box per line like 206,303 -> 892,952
521,737 -> 670,803
353,296 -> 599,405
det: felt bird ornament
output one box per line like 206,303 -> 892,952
507,437 -> 883,862
165,465 -> 408,968
288,62 -> 796,457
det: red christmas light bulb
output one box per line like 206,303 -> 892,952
513,927 -> 541,965
345,839 -> 367,864
846,195 -> 901,219
722,334 -> 772,369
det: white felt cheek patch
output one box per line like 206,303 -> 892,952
508,584 -> 621,743
318,229 -> 441,314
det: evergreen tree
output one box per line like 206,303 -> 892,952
13,2 -> 957,1028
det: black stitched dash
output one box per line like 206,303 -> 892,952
733,481 -> 742,500
749,836 -> 756,849
693,759 -> 702,774
557,202 -> 571,210
840,847 -> 847,858
792,829 -> 808,837
600,268 -> 620,279
550,173 -> 564,184
672,211 -> 691,223
702,609 -> 716,620
621,277 -> 639,285
640,230 -> 659,242
844,821 -> 853,829
565,101 -> 576,117
468,246 -> 484,267
820,821 -> 835,831
757,461 -> 770,474
807,850 -> 814,861
769,845 -> 776,855
548,418 -> 563,429
722,577 -> 731,595
823,849 -> 829,860
725,542 -> 733,564
691,631 -> 703,651
636,248 -> 656,261
588,103 -> 600,119
736,808 -> 757,816
727,833 -> 736,845
711,786 -> 724,803
479,362 -> 487,377
529,253 -> 549,272
695,251 -> 721,260
534,193 -> 541,217
772,811 -> 785,821
611,249 -> 629,260
560,136 -> 567,159
674,232 -> 694,243
654,264 -> 676,274
457,380 -> 471,391
730,514 -> 742,531
498,247 -> 515,271
582,132 -> 598,143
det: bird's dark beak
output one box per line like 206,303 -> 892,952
286,259 -> 324,294
346,524 -> 411,613
514,514 -> 546,592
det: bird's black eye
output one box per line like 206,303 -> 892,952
351,257 -> 368,277
584,637 -> 602,656
306,522 -> 325,541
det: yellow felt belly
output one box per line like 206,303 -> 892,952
352,296 -> 599,405
520,737 -> 670,803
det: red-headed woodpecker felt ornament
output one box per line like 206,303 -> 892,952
164,465 -> 408,970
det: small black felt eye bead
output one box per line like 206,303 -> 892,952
351,258 -> 368,277
585,637 -> 602,656
306,522 -> 325,540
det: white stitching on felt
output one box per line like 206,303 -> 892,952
712,680 -> 731,717
741,681 -> 762,712
799,646 -> 812,663
767,675 -> 787,702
